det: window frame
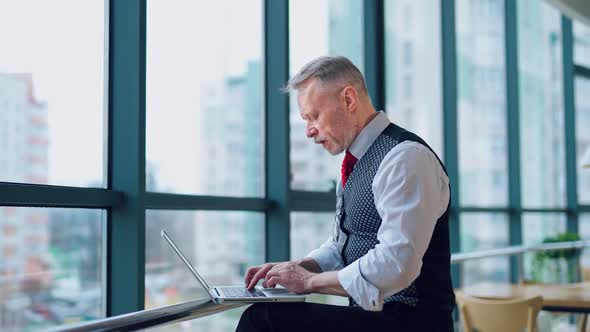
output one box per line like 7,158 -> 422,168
1,0 -> 589,323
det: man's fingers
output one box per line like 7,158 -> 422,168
263,266 -> 288,288
263,267 -> 281,288
266,276 -> 281,289
244,266 -> 260,286
247,264 -> 273,290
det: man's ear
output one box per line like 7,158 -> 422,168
341,86 -> 358,111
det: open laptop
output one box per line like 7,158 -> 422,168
161,229 -> 307,304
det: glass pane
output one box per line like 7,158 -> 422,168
460,213 -> 510,286
145,210 -> 264,330
574,22 -> 590,68
576,77 -> 590,204
0,207 -> 104,331
579,214 -> 590,280
518,1 -> 566,208
456,0 -> 508,206
290,212 -> 333,260
0,1 -> 106,187
384,0 -> 443,157
522,213 -> 567,282
290,212 -> 348,306
289,0 -> 364,191
146,1 -> 264,197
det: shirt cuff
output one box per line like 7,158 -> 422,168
338,259 -> 383,311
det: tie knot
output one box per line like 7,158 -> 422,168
341,150 -> 358,188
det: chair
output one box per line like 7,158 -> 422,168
456,291 -> 543,332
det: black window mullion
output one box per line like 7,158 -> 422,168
265,0 -> 290,262
364,0 -> 385,110
0,182 -> 123,208
504,0 -> 522,283
107,0 -> 146,316
145,193 -> 271,211
562,16 -> 579,234
441,0 -> 461,288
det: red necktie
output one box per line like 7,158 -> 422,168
341,150 -> 358,188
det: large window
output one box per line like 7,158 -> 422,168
289,0 -> 364,191
518,1 -> 566,208
460,213 -> 510,286
145,210 -> 264,331
522,213 -> 567,281
0,208 -> 104,331
384,0 -> 443,156
290,212 -> 333,262
0,1 -> 106,188
3,2 -> 590,331
579,214 -> 590,277
576,77 -> 590,204
146,0 -> 265,197
456,0 -> 508,206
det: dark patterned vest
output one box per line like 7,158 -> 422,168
340,123 -> 455,310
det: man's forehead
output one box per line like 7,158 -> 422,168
297,79 -> 324,103
297,88 -> 319,116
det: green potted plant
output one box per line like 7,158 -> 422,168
531,232 -> 582,283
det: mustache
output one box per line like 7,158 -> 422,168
313,136 -> 326,144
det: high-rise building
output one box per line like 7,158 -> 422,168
0,73 -> 49,273
0,73 -> 50,326
385,0 -> 443,156
195,61 -> 264,286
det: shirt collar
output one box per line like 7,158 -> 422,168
348,111 -> 391,159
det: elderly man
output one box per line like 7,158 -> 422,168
236,56 -> 455,331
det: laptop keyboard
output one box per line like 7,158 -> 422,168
219,287 -> 264,298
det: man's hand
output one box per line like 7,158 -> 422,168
244,258 -> 323,291
264,262 -> 315,294
245,262 -> 280,290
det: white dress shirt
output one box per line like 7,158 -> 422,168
306,111 -> 450,311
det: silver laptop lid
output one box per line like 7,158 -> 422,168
161,229 -> 215,301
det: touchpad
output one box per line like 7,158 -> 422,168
258,287 -> 304,297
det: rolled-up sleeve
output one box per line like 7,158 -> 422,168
306,182 -> 347,272
306,235 -> 345,272
337,141 -> 450,311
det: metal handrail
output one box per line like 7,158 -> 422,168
451,240 -> 590,263
49,299 -> 242,332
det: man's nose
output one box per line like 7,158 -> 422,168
306,125 -> 317,138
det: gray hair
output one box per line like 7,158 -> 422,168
282,56 -> 368,95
